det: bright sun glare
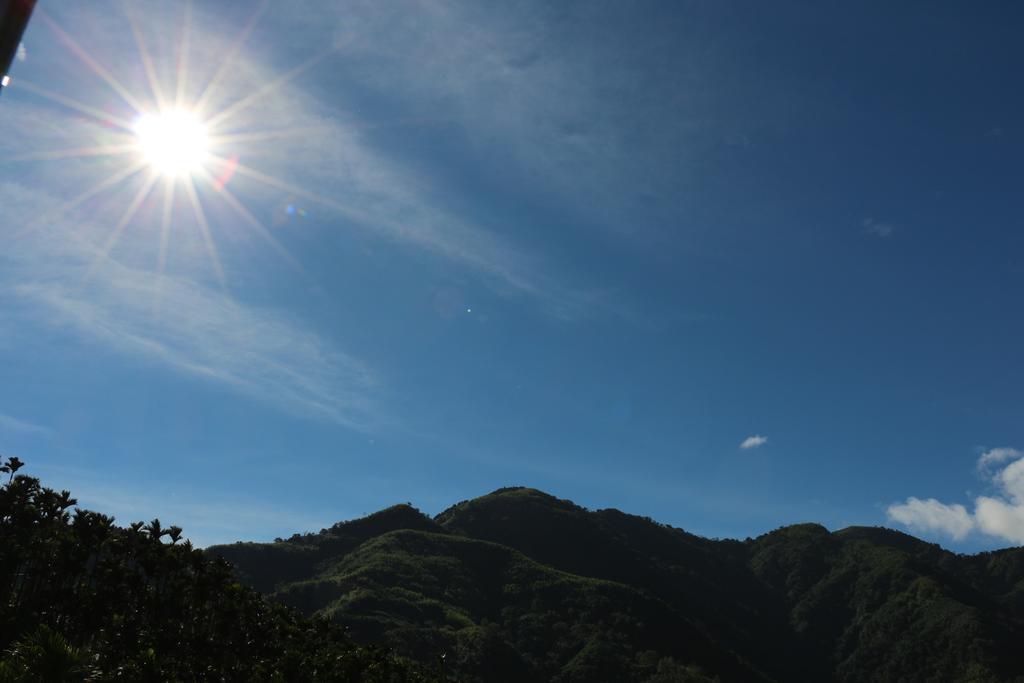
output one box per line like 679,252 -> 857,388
16,4 -> 328,289
133,109 -> 210,177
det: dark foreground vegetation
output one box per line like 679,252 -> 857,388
0,457 -> 433,681
4,454 -> 1024,682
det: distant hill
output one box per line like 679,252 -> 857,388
209,487 -> 1024,682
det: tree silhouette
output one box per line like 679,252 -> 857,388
145,518 -> 165,541
0,456 -> 23,484
0,456 -> 435,681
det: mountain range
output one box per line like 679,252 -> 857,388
209,487 -> 1024,682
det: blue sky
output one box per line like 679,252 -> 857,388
2,1 -> 1023,550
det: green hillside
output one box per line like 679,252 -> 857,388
5,455 -> 1024,682
212,487 -> 1024,683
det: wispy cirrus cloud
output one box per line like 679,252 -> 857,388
887,447 -> 1024,545
283,0 -> 745,242
16,274 -> 379,430
1,0 -> 632,431
0,413 -> 52,437
5,1 -> 610,321
0,175 -> 381,430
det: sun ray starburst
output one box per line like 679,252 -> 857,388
85,171 -> 162,282
122,0 -> 168,111
174,1 -> 192,111
14,161 -> 148,241
182,174 -> 227,291
15,79 -> 137,130
10,143 -> 137,163
192,0 -> 269,117
11,2 -> 340,295
155,178 -> 176,296
38,10 -> 147,114
204,48 -> 335,130
195,166 -> 304,274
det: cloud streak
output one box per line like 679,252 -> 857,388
15,265 -> 380,431
887,447 -> 1024,545
1,176 -> 382,430
6,1 -> 608,322
0,413 -> 52,437
1,0 -> 635,431
281,0 -> 745,251
200,1 -> 618,320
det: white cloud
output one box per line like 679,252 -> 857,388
886,497 -> 974,540
740,435 -> 767,450
995,458 -> 1024,504
974,496 -> 1024,545
0,413 -> 52,436
977,447 -> 1022,471
887,447 -> 1024,546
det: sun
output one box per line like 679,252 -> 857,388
14,4 -> 331,289
133,109 -> 210,178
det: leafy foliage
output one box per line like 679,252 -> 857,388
0,457 -> 434,681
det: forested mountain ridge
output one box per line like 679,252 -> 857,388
211,487 -> 1024,683
5,455 -> 1023,683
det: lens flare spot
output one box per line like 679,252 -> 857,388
134,109 -> 209,177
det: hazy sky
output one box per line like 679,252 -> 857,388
2,1 -> 1022,550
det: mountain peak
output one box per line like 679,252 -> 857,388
329,502 -> 440,537
209,487 -> 1024,683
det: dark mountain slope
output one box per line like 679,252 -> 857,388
210,487 -> 1024,683
436,488 -> 795,679
214,503 -> 443,593
244,528 -> 766,682
748,523 -> 1024,681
